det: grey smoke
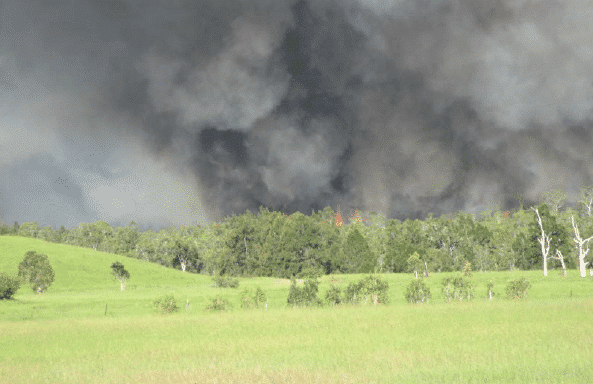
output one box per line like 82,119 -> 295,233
0,0 -> 592,231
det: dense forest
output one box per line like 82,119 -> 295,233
3,188 -> 593,279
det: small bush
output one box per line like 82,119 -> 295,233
206,293 -> 232,311
287,278 -> 323,308
297,266 -> 325,280
240,286 -> 267,309
506,277 -> 531,300
152,295 -> 180,314
212,274 -> 240,288
325,284 -> 343,306
405,279 -> 431,304
344,274 -> 390,305
0,273 -> 21,299
441,276 -> 475,302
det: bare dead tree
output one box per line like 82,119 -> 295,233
532,207 -> 551,277
549,249 -> 567,277
570,215 -> 593,278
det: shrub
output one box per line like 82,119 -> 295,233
325,284 -> 343,306
0,273 -> 21,299
17,251 -> 55,294
212,274 -> 240,288
206,293 -> 232,311
405,279 -> 431,304
441,276 -> 475,302
344,274 -> 390,305
506,277 -> 531,300
297,266 -> 325,280
287,278 -> 323,308
152,295 -> 180,314
240,286 -> 267,309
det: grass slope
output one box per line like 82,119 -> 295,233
1,236 -> 593,383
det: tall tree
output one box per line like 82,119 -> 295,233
570,215 -> 593,278
528,204 -> 572,275
17,251 -> 55,294
339,227 -> 376,274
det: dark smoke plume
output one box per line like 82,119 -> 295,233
1,0 -> 592,230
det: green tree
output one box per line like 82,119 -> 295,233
524,204 -> 572,274
384,219 -> 425,273
110,261 -> 130,290
64,221 -> 114,251
17,251 -> 55,294
222,211 -> 261,276
339,228 -> 376,274
103,221 -> 141,255
18,222 -> 40,238
193,222 -> 231,276
0,272 -> 21,299
38,225 -> 59,243
540,189 -> 566,214
159,230 -> 202,273
407,252 -> 424,278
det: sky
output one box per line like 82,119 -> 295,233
1,0 -> 592,231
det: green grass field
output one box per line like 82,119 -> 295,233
1,236 -> 593,383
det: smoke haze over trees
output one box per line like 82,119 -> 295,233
1,0 -> 593,231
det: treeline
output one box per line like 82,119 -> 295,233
2,188 -> 593,278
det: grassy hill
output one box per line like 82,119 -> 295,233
2,235 -> 593,383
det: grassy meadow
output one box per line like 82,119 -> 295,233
1,236 -> 593,383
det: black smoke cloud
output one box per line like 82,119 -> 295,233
1,0 -> 592,231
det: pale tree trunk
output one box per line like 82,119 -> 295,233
413,270 -> 418,279
533,208 -> 551,277
550,250 -> 567,277
571,215 -> 593,278
120,280 -> 126,290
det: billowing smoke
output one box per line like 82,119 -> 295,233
1,0 -> 592,231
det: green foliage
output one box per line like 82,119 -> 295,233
0,272 -> 21,299
324,284 -> 343,306
110,262 -> 130,290
286,278 -> 323,308
212,274 -> 240,288
17,222 -> 40,238
340,228 -> 377,274
506,277 -> 531,300
297,266 -> 325,280
343,274 -> 390,305
17,251 -> 55,293
407,252 -> 424,278
240,286 -> 267,309
441,276 -> 475,302
519,204 -> 572,270
405,279 -> 431,304
206,293 -> 232,311
152,295 -> 180,314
